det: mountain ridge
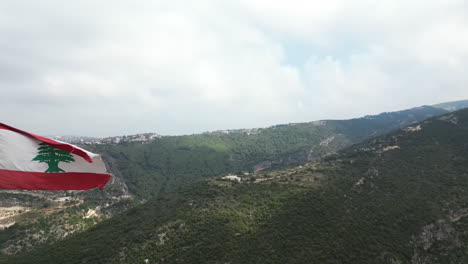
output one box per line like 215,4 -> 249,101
1,100 -> 467,261
47,99 -> 468,141
6,107 -> 468,263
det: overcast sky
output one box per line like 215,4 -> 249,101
1,0 -> 467,136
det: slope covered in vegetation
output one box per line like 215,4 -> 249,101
0,104 -> 451,259
8,107 -> 468,263
95,105 -> 447,198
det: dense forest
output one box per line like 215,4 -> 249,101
0,103 -> 453,259
95,105 -> 448,198
6,108 -> 468,263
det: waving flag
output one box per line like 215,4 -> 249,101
0,123 -> 111,190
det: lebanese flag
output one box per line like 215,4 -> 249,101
0,123 -> 111,190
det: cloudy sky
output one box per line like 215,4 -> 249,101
1,0 -> 467,136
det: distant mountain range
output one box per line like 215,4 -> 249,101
432,99 -> 468,111
49,100 -> 468,144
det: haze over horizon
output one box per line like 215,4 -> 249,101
44,99 -> 468,138
1,0 -> 467,137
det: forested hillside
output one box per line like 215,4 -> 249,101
95,105 -> 448,198
9,107 -> 468,264
0,103 -> 453,259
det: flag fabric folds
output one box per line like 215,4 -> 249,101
0,123 -> 111,190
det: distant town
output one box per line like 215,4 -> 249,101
49,124 -> 311,145
50,133 -> 162,145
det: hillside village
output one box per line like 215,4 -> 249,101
51,133 -> 162,145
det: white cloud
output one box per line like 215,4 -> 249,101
0,0 -> 467,136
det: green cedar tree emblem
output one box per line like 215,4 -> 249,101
32,143 -> 75,173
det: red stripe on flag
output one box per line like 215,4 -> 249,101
0,123 -> 93,163
0,169 -> 111,190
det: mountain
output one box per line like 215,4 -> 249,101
432,99 -> 468,112
0,102 -> 454,258
91,104 -> 448,199
7,107 -> 468,263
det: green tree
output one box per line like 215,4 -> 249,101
32,143 -> 75,173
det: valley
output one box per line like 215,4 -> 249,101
1,100 -> 468,263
